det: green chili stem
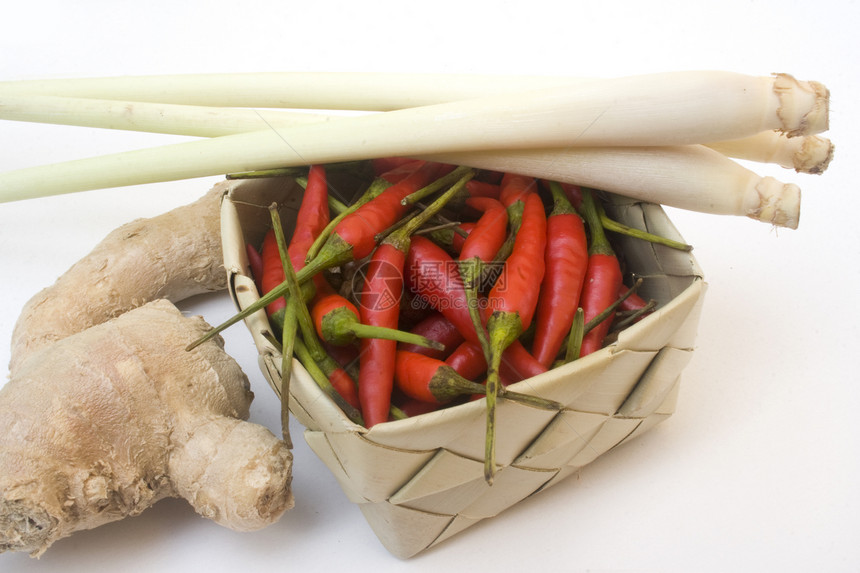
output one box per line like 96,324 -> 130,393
484,311 -> 523,485
292,337 -> 364,426
563,307 -> 585,364
501,390 -> 564,411
580,189 -> 615,257
413,220 -> 463,235
373,208 -> 420,244
343,320 -> 445,350
460,258 -> 492,363
583,278 -> 643,334
226,166 -> 308,180
327,195 -> 349,215
400,165 -> 473,206
554,279 -> 646,363
389,404 -> 408,421
226,160 -> 370,180
269,204 -> 298,447
269,205 -> 330,364
382,171 -> 475,257
611,299 -> 657,332
548,181 -> 579,216
261,311 -> 363,427
597,200 -> 692,251
485,346 -> 501,485
278,300 -> 297,448
398,171 -> 474,236
420,208 -> 469,238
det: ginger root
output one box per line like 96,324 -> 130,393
0,300 -> 293,557
2,184 -> 294,556
8,186 -> 226,376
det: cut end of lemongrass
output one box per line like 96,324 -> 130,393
705,131 -> 835,175
773,73 -> 830,137
747,176 -> 801,229
796,135 -> 835,175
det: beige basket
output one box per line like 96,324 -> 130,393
218,173 -> 706,559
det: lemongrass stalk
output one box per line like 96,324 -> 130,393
2,94 -> 835,178
0,73 -> 826,206
705,131 -> 834,174
1,71 -> 828,145
0,94 -> 333,137
0,140 -> 802,228
2,93 -> 831,179
422,145 -> 802,229
0,72 -> 589,111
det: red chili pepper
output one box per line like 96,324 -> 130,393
394,351 -> 486,405
477,170 -> 504,184
484,192 -> 547,329
359,249 -> 423,427
500,340 -> 548,382
458,197 -> 508,266
293,161 -> 455,292
261,200 -> 362,418
358,172 -> 472,427
286,272 -> 363,415
246,242 -> 264,294
260,229 -> 288,316
358,342 -> 398,427
332,162 -> 454,261
292,336 -> 362,421
451,223 -> 474,254
242,161 -> 457,334
482,189 -> 547,483
531,181 -> 589,367
560,182 -> 583,208
301,330 -> 361,412
465,180 -> 501,199
445,339 -> 547,384
260,164 -> 331,316
372,157 -> 422,178
499,173 -> 538,208
618,284 -> 650,313
487,173 -> 538,268
444,340 -> 488,381
289,165 -> 330,272
614,284 -> 654,326
311,290 -> 444,349
396,287 -> 434,330
540,179 -> 583,209
462,196 -> 503,215
303,161 -> 424,265
405,235 -> 479,344
357,248 -> 407,427
578,189 -> 624,357
322,339 -> 359,370
398,312 -> 465,360
314,353 -> 362,412
395,397 -> 441,418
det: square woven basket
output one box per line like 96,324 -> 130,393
217,172 -> 706,559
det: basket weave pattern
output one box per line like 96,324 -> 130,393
219,176 -> 706,558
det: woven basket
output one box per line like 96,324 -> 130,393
218,173 -> 706,559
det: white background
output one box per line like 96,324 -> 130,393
1,1 -> 858,571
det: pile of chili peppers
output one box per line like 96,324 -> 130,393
243,158 -> 681,481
